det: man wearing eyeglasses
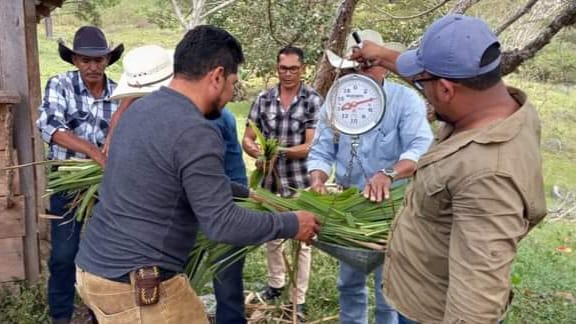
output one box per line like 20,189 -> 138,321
351,15 -> 547,323
243,46 -> 323,321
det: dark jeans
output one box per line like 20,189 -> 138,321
398,314 -> 417,324
48,192 -> 83,321
213,247 -> 246,324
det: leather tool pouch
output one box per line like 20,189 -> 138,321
133,266 -> 161,306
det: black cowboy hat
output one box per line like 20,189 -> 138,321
58,26 -> 124,66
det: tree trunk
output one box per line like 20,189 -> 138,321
448,0 -> 482,14
501,1 -> 576,76
311,0 -> 360,97
44,16 -> 53,40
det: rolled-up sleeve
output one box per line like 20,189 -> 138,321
397,90 -> 433,162
444,174 -> 528,323
307,106 -> 335,176
36,77 -> 69,144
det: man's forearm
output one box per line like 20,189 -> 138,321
376,47 -> 401,75
242,137 -> 260,159
52,131 -> 101,158
391,159 -> 417,180
283,143 -> 311,160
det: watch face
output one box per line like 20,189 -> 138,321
326,74 -> 386,136
384,168 -> 397,177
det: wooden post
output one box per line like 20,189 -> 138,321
0,0 -> 41,283
25,0 -> 49,243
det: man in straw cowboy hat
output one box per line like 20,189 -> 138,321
104,44 -> 250,324
351,15 -> 546,323
74,25 -> 320,324
307,30 -> 433,324
36,25 -> 123,324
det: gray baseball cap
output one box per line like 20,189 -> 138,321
397,14 -> 501,79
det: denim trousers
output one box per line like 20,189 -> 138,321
398,313 -> 417,324
338,262 -> 398,324
48,192 -> 83,320
212,247 -> 246,324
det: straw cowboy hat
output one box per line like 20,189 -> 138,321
110,45 -> 173,100
58,26 -> 124,66
326,30 -> 406,69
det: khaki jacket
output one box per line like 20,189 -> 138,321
384,88 -> 547,323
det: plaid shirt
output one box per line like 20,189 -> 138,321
248,83 -> 323,196
36,71 -> 118,160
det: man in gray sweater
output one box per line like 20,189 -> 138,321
75,25 -> 320,324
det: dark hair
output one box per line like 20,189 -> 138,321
174,25 -> 244,81
439,43 -> 502,90
276,46 -> 304,63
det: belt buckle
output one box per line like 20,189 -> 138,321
133,266 -> 161,306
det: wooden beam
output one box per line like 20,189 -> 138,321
0,0 -> 41,282
0,90 -> 20,104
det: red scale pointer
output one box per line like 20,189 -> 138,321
341,98 -> 375,111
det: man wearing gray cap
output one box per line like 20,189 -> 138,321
352,15 -> 546,323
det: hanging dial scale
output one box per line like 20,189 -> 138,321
325,31 -> 387,187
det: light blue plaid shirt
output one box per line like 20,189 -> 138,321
36,71 -> 118,160
308,80 -> 433,190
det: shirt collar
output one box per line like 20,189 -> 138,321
75,71 -> 115,100
271,82 -> 307,100
418,87 -> 535,169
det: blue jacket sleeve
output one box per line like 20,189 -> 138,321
307,105 -> 337,177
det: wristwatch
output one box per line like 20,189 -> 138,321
381,167 -> 398,181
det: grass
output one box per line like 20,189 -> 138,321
11,11 -> 575,323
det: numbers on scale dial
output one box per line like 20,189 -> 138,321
335,81 -> 381,130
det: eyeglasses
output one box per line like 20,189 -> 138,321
278,65 -> 302,74
413,76 -> 440,91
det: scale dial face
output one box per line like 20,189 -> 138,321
326,74 -> 386,136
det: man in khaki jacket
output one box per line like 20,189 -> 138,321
351,15 -> 547,323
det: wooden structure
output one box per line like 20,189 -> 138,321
0,0 -> 66,284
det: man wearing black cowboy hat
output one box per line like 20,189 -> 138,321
36,25 -> 123,324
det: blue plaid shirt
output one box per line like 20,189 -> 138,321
36,71 -> 118,160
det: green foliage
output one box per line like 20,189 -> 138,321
0,281 -> 49,324
144,0 -> 181,29
516,41 -> 576,84
507,222 -> 576,323
353,0 -> 444,45
208,0 -> 338,80
63,0 -> 121,26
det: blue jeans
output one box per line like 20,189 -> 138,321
48,192 -> 83,320
398,313 -> 417,324
213,248 -> 246,324
338,262 -> 398,324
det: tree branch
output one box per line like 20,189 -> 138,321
494,0 -> 539,36
448,0 -> 481,14
170,0 -> 189,30
201,0 -> 237,20
369,0 -> 451,21
501,1 -> 576,76
312,0 -> 360,96
266,0 -> 289,45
